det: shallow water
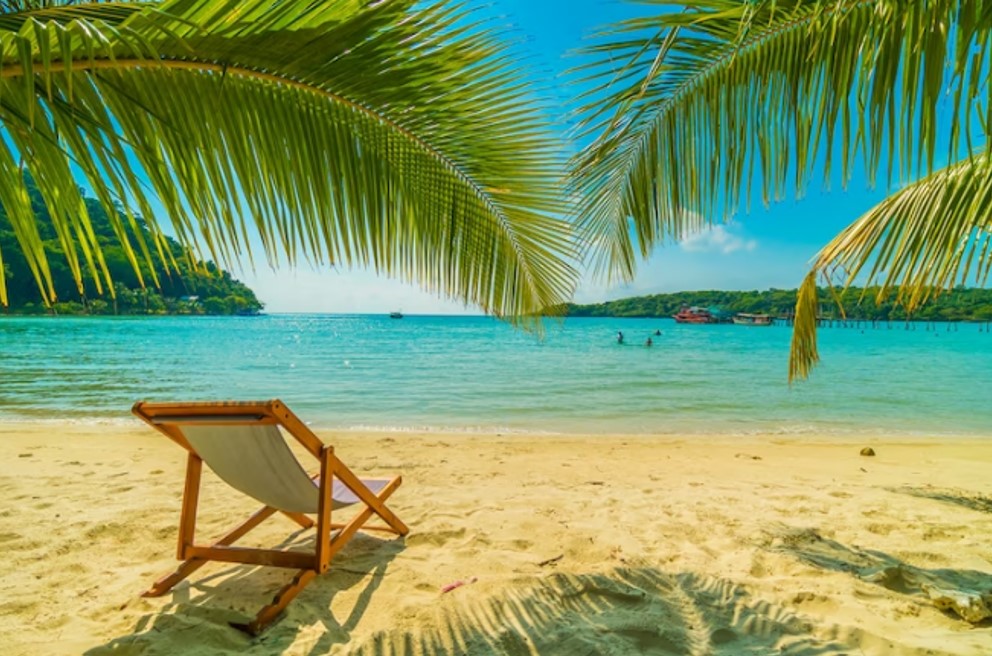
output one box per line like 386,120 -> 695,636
0,314 -> 989,436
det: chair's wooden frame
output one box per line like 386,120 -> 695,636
132,399 -> 408,635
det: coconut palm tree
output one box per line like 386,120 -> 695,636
569,0 -> 992,378
0,0 -> 577,322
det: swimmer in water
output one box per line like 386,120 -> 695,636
646,337 -> 653,347
617,330 -> 624,344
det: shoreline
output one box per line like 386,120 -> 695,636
1,417 -> 990,441
3,423 -> 992,655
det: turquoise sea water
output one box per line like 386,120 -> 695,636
0,314 -> 989,436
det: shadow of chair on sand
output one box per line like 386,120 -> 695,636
769,525 -> 992,626
345,565 -> 851,656
85,529 -> 405,656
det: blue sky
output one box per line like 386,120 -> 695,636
241,0 -> 896,314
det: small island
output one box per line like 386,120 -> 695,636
566,287 -> 992,322
1,180 -> 263,316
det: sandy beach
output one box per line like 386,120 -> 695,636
2,424 -> 992,655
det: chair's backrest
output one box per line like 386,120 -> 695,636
181,424 -> 320,514
133,401 -> 326,515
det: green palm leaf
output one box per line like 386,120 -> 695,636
570,0 -> 992,380
569,0 -> 991,282
790,154 -> 992,380
0,0 -> 577,321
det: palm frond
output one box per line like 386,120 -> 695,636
788,270 -> 821,383
790,153 -> 992,380
0,0 -> 577,320
570,0 -> 992,282
0,1 -> 146,32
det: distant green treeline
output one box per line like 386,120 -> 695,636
567,288 -> 992,322
1,180 -> 263,316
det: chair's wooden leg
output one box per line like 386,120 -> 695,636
144,558 -> 209,597
363,476 -> 407,535
145,453 -> 204,596
315,447 -> 334,573
331,459 -> 409,536
230,569 -> 317,636
324,477 -> 404,563
281,511 -> 314,529
177,453 -> 202,559
145,505 -> 280,597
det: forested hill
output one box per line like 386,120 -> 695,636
0,180 -> 263,316
567,288 -> 992,322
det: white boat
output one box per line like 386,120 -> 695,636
389,311 -> 403,319
732,313 -> 773,326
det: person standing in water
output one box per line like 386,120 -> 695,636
617,330 -> 624,344
645,337 -> 653,347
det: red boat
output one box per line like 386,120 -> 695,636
673,306 -> 715,324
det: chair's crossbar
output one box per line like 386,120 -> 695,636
329,522 -> 399,533
151,414 -> 267,425
186,545 -> 314,570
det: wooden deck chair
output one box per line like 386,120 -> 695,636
132,399 -> 408,634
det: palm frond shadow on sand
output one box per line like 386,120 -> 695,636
892,486 -> 992,515
86,530 -> 404,656
347,565 -> 850,656
770,526 -> 992,626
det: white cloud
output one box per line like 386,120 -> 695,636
680,224 -> 758,255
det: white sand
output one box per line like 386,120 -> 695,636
2,424 -> 992,655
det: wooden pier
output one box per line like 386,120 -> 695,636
775,313 -> 990,332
